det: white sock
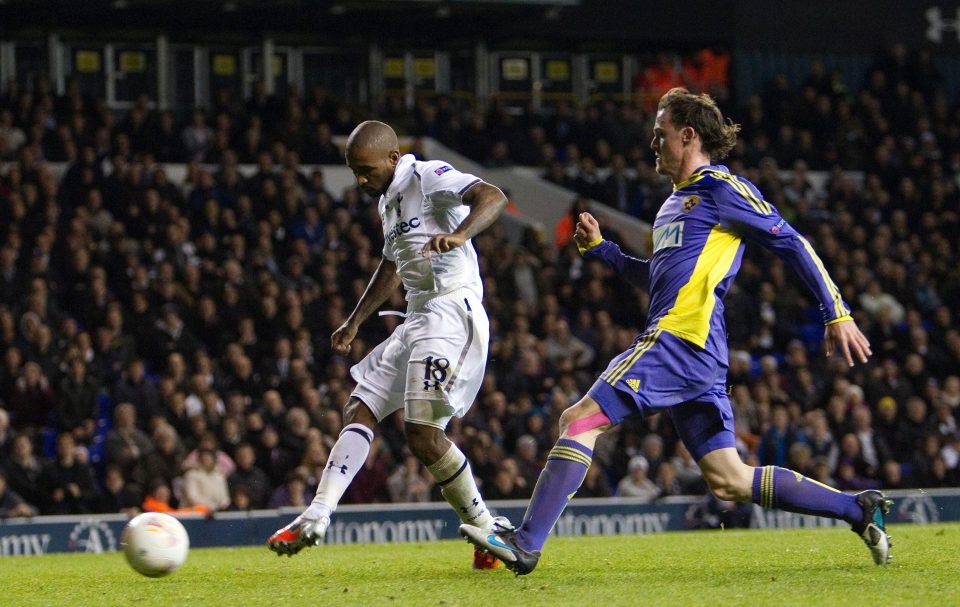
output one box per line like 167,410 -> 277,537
303,423 -> 374,520
427,443 -> 494,530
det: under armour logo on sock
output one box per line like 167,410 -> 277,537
327,460 -> 349,475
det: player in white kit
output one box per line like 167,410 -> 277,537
268,121 -> 509,568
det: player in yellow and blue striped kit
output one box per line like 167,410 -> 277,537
461,87 -> 894,575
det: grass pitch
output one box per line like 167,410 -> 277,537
4,524 -> 958,607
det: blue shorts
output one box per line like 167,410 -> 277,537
587,329 -> 736,461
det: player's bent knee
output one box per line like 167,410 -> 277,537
560,406 -> 611,437
343,398 -> 377,427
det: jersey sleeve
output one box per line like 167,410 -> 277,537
418,160 -> 483,207
582,239 -> 649,290
714,176 -> 851,324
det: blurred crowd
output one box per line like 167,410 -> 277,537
0,42 -> 959,521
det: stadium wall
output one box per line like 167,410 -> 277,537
0,489 -> 954,557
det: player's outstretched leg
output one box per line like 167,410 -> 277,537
751,465 -> 893,564
460,437 -> 594,575
461,398 -> 611,575
701,448 -> 894,565
267,416 -> 375,556
406,418 -> 504,569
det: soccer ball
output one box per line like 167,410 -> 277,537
121,512 -> 190,577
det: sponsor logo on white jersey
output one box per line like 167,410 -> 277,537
386,216 -> 421,243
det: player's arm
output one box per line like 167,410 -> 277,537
574,212 -> 649,289
716,180 -> 871,366
420,181 -> 507,255
332,258 -> 400,355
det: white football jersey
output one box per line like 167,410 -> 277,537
379,154 -> 484,306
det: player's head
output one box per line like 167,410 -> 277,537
652,87 -> 740,181
346,120 -> 401,197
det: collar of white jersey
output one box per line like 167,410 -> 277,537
384,154 -> 416,199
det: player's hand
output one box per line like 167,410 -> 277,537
331,321 -> 359,355
824,318 -> 872,367
420,232 -> 466,256
574,212 -> 602,251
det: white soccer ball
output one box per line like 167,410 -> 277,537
121,512 -> 190,577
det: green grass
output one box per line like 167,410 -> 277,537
5,524 -> 959,607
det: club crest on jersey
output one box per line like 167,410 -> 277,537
652,221 -> 684,253
682,195 -> 700,212
434,165 -> 453,175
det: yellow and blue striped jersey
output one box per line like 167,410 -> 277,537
585,164 -> 850,362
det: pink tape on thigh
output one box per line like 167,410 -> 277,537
567,410 -> 611,436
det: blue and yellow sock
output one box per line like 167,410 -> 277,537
752,466 -> 863,526
515,438 -> 592,552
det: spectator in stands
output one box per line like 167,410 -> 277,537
805,409 -> 839,471
543,317 -> 595,372
485,462 -> 529,500
5,434 -> 52,514
758,405 -> 805,468
669,441 -> 704,494
48,433 -> 99,514
834,458 -> 879,492
268,469 -> 311,509
386,454 -> 432,503
95,465 -> 141,515
897,397 -> 934,462
6,362 -> 56,432
616,455 -> 659,501
786,442 -> 814,477
105,403 -> 153,491
229,442 -> 271,509
182,109 -> 214,162
55,358 -> 99,441
576,462 -> 613,498
639,434 -> 666,479
182,430 -> 236,478
0,109 -> 26,159
227,484 -> 253,512
0,470 -> 36,518
342,437 -> 391,504
142,479 -> 208,516
602,154 -> 641,215
113,358 -> 160,427
181,447 -> 231,512
0,247 -> 25,304
514,435 -> 544,489
655,461 -> 683,497
143,423 -> 185,489
850,406 -> 892,476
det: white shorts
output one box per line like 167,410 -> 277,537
350,288 -> 489,430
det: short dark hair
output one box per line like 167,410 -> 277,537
658,87 -> 740,161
